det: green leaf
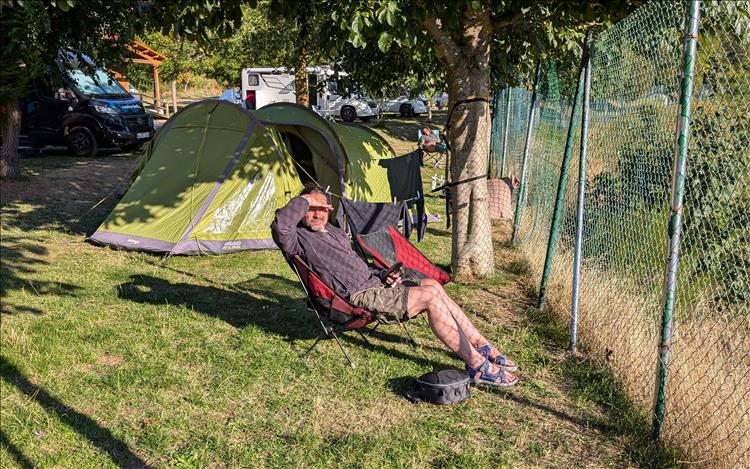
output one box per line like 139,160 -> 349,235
385,9 -> 394,26
378,31 -> 392,53
56,0 -> 72,12
352,15 -> 362,33
377,7 -> 386,23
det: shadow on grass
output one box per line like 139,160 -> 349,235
0,429 -> 34,469
117,273 -> 318,341
0,235 -> 82,316
1,155 -> 135,236
425,226 -> 449,238
386,375 -> 419,401
0,356 -> 152,469
117,273 -> 454,371
144,263 -> 428,349
520,307 -> 683,467
488,387 -> 618,434
343,334 -> 454,372
369,113 -> 448,143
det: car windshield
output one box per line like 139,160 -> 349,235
65,68 -> 129,98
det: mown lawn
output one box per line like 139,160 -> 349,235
1,126 -> 680,468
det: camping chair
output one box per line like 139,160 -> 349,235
287,254 -> 416,368
356,225 -> 450,285
417,128 -> 448,168
340,198 -> 450,285
339,197 -> 409,253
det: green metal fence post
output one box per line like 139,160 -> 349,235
538,32 -> 592,310
652,0 -> 701,440
500,87 -> 512,176
511,63 -> 542,243
489,92 -> 503,178
570,36 -> 594,354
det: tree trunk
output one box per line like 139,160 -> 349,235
446,70 -> 494,278
424,9 -> 494,278
295,44 -> 310,107
0,99 -> 22,179
427,97 -> 433,122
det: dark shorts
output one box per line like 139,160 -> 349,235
349,282 -> 415,324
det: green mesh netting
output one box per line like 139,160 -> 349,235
489,1 -> 750,466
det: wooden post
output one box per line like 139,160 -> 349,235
171,80 -> 178,114
153,66 -> 161,111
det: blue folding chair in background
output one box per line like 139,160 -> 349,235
417,128 -> 447,167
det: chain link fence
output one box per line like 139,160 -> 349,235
489,1 -> 750,466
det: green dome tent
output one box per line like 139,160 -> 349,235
89,100 -> 396,255
252,102 -> 395,204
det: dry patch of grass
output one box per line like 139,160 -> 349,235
520,236 -> 750,468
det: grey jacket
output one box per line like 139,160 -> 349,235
271,196 -> 382,297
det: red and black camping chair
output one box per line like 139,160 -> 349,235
356,225 -> 450,285
340,198 -> 450,285
287,254 -> 416,368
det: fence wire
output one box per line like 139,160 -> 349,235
489,1 -> 750,467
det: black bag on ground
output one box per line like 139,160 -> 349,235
407,369 -> 470,405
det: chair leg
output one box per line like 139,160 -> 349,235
300,330 -> 327,359
331,329 -> 356,368
355,328 -> 372,345
301,325 -> 357,368
401,321 -> 418,348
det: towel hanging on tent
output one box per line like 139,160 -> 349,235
339,198 -> 409,239
378,150 -> 427,241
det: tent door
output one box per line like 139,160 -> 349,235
282,132 -> 317,184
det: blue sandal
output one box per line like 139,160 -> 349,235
476,343 -> 518,372
466,358 -> 518,388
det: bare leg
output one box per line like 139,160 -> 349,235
406,284 -> 517,384
406,284 -> 484,367
417,279 -> 515,367
417,279 -> 489,348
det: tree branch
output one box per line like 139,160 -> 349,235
491,10 -> 523,30
462,6 -> 492,70
422,15 -> 461,70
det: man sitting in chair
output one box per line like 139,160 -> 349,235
271,185 -> 518,387
418,126 -> 442,152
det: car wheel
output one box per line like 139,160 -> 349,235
341,106 -> 356,122
399,103 -> 413,117
66,126 -> 98,157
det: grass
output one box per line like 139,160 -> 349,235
1,125 -> 683,468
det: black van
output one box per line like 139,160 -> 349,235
21,52 -> 154,157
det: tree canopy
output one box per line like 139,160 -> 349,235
320,0 -> 642,93
1,0 -> 139,178
1,0 -> 137,102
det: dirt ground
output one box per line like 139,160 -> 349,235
1,156 -> 138,208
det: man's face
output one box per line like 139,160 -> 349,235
422,127 -> 431,135
303,193 -> 331,232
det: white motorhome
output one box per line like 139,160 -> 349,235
240,67 -> 377,122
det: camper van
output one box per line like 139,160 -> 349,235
21,51 -> 154,157
240,67 -> 378,122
